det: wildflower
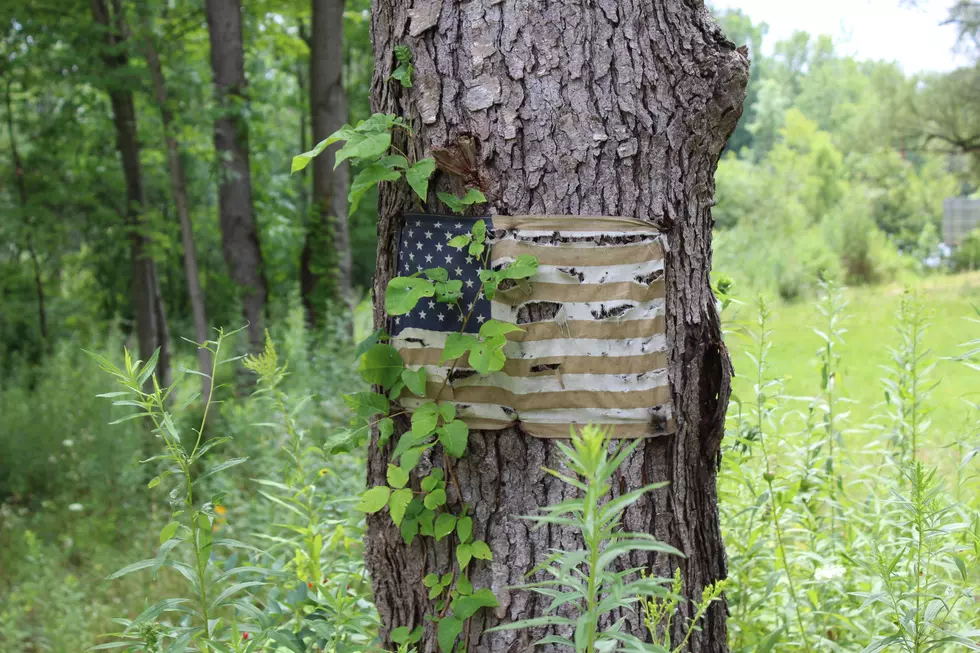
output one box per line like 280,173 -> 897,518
814,564 -> 845,581
242,632 -> 249,641
62,439 -> 74,448
307,581 -> 314,589
214,505 -> 227,516
68,503 -> 84,513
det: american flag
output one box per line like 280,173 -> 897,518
390,213 -> 674,439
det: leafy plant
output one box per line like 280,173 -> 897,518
489,424 -> 712,653
88,328 -> 285,652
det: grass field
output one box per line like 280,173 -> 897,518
726,272 -> 980,462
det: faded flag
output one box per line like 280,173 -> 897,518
390,214 -> 674,438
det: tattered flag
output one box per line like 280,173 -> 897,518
390,214 -> 674,439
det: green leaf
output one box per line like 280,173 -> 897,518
388,488 -> 413,526
344,392 -> 390,420
400,517 -> 419,545
354,328 -> 386,361
435,280 -> 463,303
392,625 -> 423,645
456,516 -> 473,543
105,558 -> 160,581
438,420 -> 469,458
406,157 -> 435,200
452,588 -> 499,620
291,137 -> 332,173
401,367 -> 427,397
386,276 -> 436,315
424,488 -> 447,510
479,320 -> 523,339
499,254 -> 539,280
411,402 -> 440,437
456,542 -> 473,568
336,131 -> 392,169
425,267 -> 449,282
470,335 -> 507,374
379,417 -> 395,446
195,457 -> 248,484
355,486 -> 391,513
387,464 -> 410,489
358,344 -> 404,389
438,403 -> 456,422
421,473 -> 442,493
470,540 -> 492,560
448,234 -> 471,249
423,573 -> 440,588
159,521 -> 180,544
434,513 -> 457,540
349,160 -> 402,213
437,616 -> 464,653
471,218 -> 487,242
441,333 -> 478,362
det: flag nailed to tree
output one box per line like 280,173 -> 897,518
390,213 -> 674,439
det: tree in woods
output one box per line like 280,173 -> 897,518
300,0 -> 352,328
365,3 -> 748,652
90,0 -> 171,388
138,8 -> 212,402
3,77 -> 47,347
205,0 -> 267,352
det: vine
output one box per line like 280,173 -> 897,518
293,46 -> 538,653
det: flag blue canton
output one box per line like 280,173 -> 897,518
391,214 -> 491,337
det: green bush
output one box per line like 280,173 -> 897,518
952,228 -> 980,272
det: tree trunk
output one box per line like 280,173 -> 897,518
301,0 -> 352,328
140,11 -> 213,402
204,0 -> 268,352
366,3 -> 748,653
4,80 -> 47,346
91,0 -> 171,389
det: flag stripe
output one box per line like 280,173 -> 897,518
490,298 -> 665,323
492,214 -> 665,233
494,280 -> 665,305
521,420 -> 677,439
495,261 -> 664,286
420,369 -> 668,395
414,383 -> 672,411
504,317 -> 665,342
399,349 -> 669,376
491,240 -> 664,266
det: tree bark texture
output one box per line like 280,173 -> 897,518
205,0 -> 268,351
367,3 -> 747,653
91,0 -> 172,388
301,0 -> 352,327
140,13 -> 213,402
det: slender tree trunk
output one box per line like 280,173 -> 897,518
301,0 -> 351,329
295,55 -> 310,252
4,80 -> 47,345
91,0 -> 171,388
204,0 -> 267,351
366,3 -> 747,653
140,12 -> 213,402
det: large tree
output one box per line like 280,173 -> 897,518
90,0 -> 171,388
205,0 -> 267,351
365,2 -> 748,653
300,0 -> 352,327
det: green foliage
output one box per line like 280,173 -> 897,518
489,424 -> 689,653
952,228 -> 980,271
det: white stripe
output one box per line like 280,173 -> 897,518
399,396 -> 514,422
505,335 -> 667,359
488,260 -> 664,285
518,406 -> 674,424
494,230 -> 661,239
490,298 -> 665,323
394,329 -> 667,359
406,368 -> 668,395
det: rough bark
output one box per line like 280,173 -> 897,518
366,3 -> 747,653
91,0 -> 172,388
301,0 -> 352,328
204,0 -> 267,351
4,79 -> 47,345
140,12 -> 213,402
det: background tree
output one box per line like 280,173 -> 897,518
299,0 -> 352,328
90,0 -> 171,387
205,0 -> 267,352
365,2 -> 748,652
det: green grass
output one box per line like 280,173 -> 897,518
726,272 -> 980,460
